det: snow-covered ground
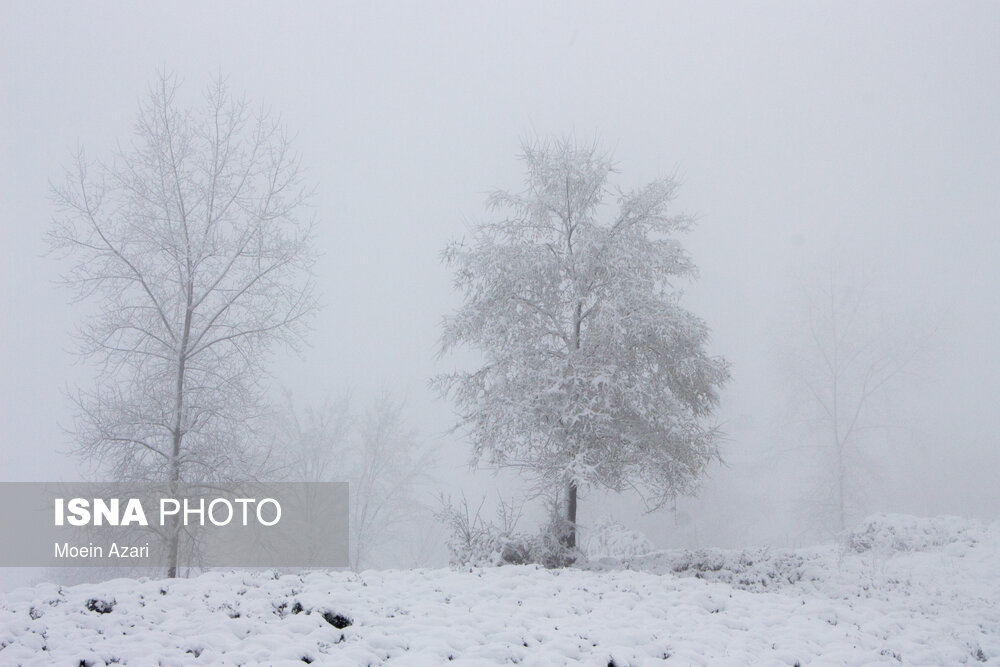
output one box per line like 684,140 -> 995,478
2,515 -> 998,666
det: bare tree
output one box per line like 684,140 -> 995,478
48,72 -> 317,577
436,138 -> 729,551
350,392 -> 435,570
271,389 -> 353,483
785,265 -> 923,533
273,390 -> 436,570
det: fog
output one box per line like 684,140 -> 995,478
2,1 -> 998,573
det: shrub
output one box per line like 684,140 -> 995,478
582,516 -> 653,560
436,494 -> 582,568
845,514 -> 983,554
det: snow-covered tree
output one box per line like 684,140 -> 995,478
437,138 -> 730,548
48,72 -> 317,577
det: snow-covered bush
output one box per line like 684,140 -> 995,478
437,495 -> 581,568
665,549 -> 809,591
586,547 -> 814,592
532,513 -> 583,569
582,516 -> 653,560
845,514 -> 984,554
437,495 -> 526,567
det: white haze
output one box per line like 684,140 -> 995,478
2,1 -> 998,570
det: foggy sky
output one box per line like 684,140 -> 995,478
2,1 -> 998,545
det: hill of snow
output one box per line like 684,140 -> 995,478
2,514 -> 998,665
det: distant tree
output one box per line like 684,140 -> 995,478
274,391 -> 435,570
784,265 -> 923,533
272,390 -> 353,483
350,392 -> 436,570
48,72 -> 317,577
436,138 -> 730,550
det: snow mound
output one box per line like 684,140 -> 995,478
845,513 -> 987,553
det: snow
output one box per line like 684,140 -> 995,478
2,514 -> 998,665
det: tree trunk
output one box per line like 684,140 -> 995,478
166,385 -> 183,578
166,285 -> 194,578
565,481 -> 577,548
166,413 -> 182,578
837,449 -> 846,533
564,300 -> 582,549
166,355 -> 185,579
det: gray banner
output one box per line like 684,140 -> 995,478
0,482 -> 349,568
